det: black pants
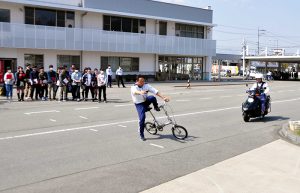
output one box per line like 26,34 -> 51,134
39,85 -> 48,98
117,75 -> 125,87
85,86 -> 94,99
30,84 -> 40,100
72,85 -> 81,99
107,75 -> 112,88
98,85 -> 107,101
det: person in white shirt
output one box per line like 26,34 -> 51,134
266,71 -> 272,81
106,65 -> 113,88
131,75 -> 169,141
250,73 -> 270,115
97,70 -> 107,103
82,68 -> 93,101
116,66 -> 126,88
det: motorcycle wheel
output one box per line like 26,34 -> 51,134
243,113 -> 250,122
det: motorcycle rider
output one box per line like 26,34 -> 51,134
250,73 -> 270,115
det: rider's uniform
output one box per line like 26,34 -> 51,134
250,81 -> 270,113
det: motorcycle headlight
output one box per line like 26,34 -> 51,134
247,98 -> 254,103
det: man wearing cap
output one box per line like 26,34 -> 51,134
250,73 -> 270,115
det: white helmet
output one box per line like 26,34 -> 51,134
255,73 -> 264,79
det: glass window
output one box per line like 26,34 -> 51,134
122,17 -> 132,33
25,7 -> 34,24
175,23 -> 204,39
111,16 -> 121,31
132,19 -> 139,33
139,19 -> 146,27
57,55 -> 80,69
24,54 -> 44,69
159,21 -> 167,36
57,11 -> 65,27
35,8 -> 56,26
66,11 -> 74,20
103,15 -> 110,31
0,9 -> 10,23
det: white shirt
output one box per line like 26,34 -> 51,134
251,81 -> 270,94
131,83 -> 158,104
106,68 -> 112,76
85,74 -> 92,86
267,71 -> 272,76
116,68 -> 123,76
97,74 -> 107,86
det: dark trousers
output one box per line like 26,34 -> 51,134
98,85 -> 107,101
135,96 -> 158,138
72,85 -> 81,99
257,94 -> 266,113
39,85 -> 48,98
85,86 -> 94,99
107,75 -> 112,88
117,75 -> 125,87
30,84 -> 40,100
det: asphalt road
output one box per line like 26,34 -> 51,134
0,81 -> 299,193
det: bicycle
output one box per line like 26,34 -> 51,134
145,102 -> 188,140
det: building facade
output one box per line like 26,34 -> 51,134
0,0 -> 216,81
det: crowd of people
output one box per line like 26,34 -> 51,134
2,64 -> 127,102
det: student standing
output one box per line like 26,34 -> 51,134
30,66 -> 40,100
4,68 -> 15,101
116,66 -> 126,88
39,67 -> 48,101
97,70 -> 107,103
82,68 -> 93,101
106,65 -> 113,88
47,65 -> 58,101
24,64 -> 32,100
71,68 -> 82,102
15,66 -> 26,101
59,67 -> 68,101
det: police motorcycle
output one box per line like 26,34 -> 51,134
242,84 -> 271,122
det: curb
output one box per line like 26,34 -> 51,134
279,123 -> 300,145
174,83 -> 249,87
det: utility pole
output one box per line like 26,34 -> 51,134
258,28 -> 266,55
242,38 -> 247,78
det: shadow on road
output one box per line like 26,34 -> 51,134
251,116 -> 289,122
145,134 -> 198,143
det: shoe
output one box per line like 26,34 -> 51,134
104,101 -> 107,103
146,107 -> 152,112
140,137 -> 146,141
154,106 -> 160,112
77,98 -> 81,102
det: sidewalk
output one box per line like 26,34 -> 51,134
141,140 -> 300,193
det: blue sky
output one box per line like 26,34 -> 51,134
158,0 -> 300,55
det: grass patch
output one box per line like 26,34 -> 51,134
293,130 -> 300,136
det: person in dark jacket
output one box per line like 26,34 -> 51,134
82,68 -> 93,101
24,64 -> 32,100
59,67 -> 69,101
15,66 -> 26,101
30,66 -> 40,100
47,65 -> 58,100
39,67 -> 48,101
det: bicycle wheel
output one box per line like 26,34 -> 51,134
172,125 -> 188,140
145,122 -> 158,135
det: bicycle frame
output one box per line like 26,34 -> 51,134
148,103 -> 176,130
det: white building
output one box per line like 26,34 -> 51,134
0,0 -> 216,81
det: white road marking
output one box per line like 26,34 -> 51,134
24,110 -> 60,115
90,129 -> 98,132
49,119 -> 57,122
74,107 -> 100,111
175,100 -> 190,102
2,97 -> 300,141
198,97 -> 212,100
79,116 -> 88,120
150,143 -> 164,149
118,125 -> 127,128
115,104 -> 133,107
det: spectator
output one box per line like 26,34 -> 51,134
116,66 -> 126,88
71,68 -> 82,102
15,66 -> 26,101
81,68 -> 88,100
91,68 -> 99,101
82,68 -> 93,101
97,69 -> 107,103
24,64 -> 32,100
59,67 -> 69,101
47,65 -> 58,101
4,68 -> 15,101
106,65 -> 113,88
30,66 -> 40,100
39,67 -> 48,101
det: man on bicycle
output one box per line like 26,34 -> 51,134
131,75 -> 169,141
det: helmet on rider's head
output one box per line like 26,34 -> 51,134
255,73 -> 264,79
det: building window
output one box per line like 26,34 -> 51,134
159,21 -> 167,35
0,9 -> 10,23
24,7 -> 75,28
57,55 -> 80,69
103,15 -> 146,33
24,54 -> 44,69
175,23 -> 204,39
101,56 -> 139,72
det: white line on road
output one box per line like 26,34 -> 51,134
90,129 -> 98,132
150,143 -> 164,149
176,100 -> 190,102
115,104 -> 133,107
118,125 -> 127,128
74,107 -> 100,111
49,119 -> 57,122
3,97 -> 300,141
24,110 -> 60,115
79,116 -> 88,120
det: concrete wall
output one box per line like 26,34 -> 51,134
167,21 -> 175,36
0,2 -> 24,23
